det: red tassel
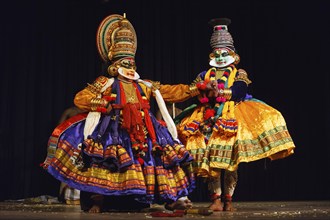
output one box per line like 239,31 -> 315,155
102,95 -> 112,101
96,107 -> 107,113
204,108 -> 215,120
137,157 -> 144,165
196,82 -> 207,90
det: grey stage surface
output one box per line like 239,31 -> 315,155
1,200 -> 330,219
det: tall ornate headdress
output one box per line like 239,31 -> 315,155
96,13 -> 138,77
209,18 -> 235,52
208,18 -> 240,66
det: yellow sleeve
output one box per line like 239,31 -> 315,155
159,84 -> 193,103
74,89 -> 97,111
73,76 -> 110,111
139,80 -> 199,103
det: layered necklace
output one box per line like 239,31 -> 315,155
119,78 -> 137,103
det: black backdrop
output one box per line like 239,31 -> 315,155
1,0 -> 330,202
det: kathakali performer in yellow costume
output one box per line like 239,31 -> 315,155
175,18 -> 296,212
42,14 -> 203,213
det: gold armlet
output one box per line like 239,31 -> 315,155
90,98 -> 108,111
86,76 -> 108,94
235,69 -> 252,85
189,84 -> 200,97
223,89 -> 232,100
189,77 -> 202,97
218,88 -> 232,100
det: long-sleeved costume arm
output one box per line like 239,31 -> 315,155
74,76 -> 112,112
159,84 -> 198,103
139,80 -> 200,103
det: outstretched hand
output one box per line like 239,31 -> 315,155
205,80 -> 219,97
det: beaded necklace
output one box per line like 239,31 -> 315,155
197,64 -> 234,104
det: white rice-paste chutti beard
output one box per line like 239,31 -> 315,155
118,67 -> 140,80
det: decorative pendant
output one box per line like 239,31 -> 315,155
127,96 -> 135,103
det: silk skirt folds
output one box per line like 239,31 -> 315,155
44,113 -> 195,204
177,99 -> 295,177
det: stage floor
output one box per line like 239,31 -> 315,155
1,200 -> 330,219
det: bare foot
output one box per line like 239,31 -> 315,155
208,199 -> 223,211
223,195 -> 236,211
88,194 -> 103,213
223,201 -> 236,211
88,204 -> 102,213
165,198 -> 193,211
183,198 -> 193,209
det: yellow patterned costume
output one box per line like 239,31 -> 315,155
176,18 -> 295,181
177,64 -> 295,178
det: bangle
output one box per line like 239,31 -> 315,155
218,89 -> 224,96
189,77 -> 202,97
189,84 -> 200,96
223,88 -> 232,100
90,98 -> 108,111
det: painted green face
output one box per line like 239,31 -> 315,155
118,66 -> 140,80
120,58 -> 137,70
209,48 -> 235,68
117,57 -> 140,80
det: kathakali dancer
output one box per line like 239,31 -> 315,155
175,18 -> 296,211
42,14 -> 201,213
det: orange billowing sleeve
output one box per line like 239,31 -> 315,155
159,84 -> 197,103
73,76 -> 110,111
74,89 -> 97,111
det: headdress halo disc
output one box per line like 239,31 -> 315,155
96,14 -> 137,62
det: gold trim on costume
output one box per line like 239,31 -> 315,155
86,76 -> 108,94
90,98 -> 107,111
234,69 -> 251,85
188,76 -> 202,97
223,88 -> 232,100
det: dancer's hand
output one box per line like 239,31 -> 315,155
205,80 -> 219,97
